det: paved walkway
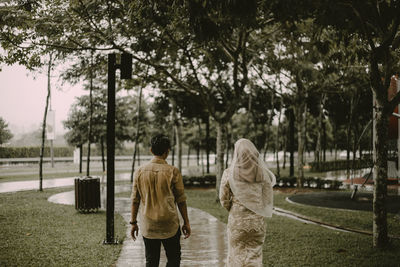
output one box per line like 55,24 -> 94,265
48,188 -> 228,266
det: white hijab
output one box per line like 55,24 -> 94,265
228,138 -> 276,217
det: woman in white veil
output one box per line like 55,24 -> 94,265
220,138 -> 276,267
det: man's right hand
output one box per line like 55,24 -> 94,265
131,224 -> 139,241
182,223 -> 191,239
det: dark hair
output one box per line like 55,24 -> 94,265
150,134 -> 171,156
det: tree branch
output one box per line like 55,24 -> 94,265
348,3 -> 376,50
381,3 -> 400,49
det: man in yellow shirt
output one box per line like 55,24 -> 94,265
131,134 -> 191,267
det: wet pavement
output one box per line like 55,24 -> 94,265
116,208 -> 227,266
48,188 -> 228,266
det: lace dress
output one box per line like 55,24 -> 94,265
220,170 -> 266,267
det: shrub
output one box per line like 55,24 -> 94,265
183,174 -> 216,187
275,176 -> 342,190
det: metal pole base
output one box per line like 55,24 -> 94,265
103,238 -> 122,245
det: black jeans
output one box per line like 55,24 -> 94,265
143,228 -> 181,267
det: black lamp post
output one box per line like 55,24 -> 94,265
104,53 -> 132,244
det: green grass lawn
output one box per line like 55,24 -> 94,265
273,189 -> 400,237
2,186 -> 399,266
0,188 -> 126,267
185,189 -> 400,267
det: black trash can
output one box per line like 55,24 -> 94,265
74,176 -> 101,213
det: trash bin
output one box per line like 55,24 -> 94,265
74,176 -> 101,213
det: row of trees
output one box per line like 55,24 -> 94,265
1,0 -> 399,248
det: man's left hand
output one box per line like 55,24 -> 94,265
131,224 -> 139,241
182,223 -> 191,239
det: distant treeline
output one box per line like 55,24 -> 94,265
0,146 -> 146,158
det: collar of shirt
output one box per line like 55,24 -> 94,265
150,157 -> 167,164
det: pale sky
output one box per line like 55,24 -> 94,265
0,64 -> 86,135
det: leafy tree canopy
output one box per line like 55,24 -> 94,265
0,117 -> 13,145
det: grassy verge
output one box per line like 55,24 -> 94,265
185,189 -> 400,266
0,188 -> 126,267
273,189 -> 400,237
0,169 -> 132,183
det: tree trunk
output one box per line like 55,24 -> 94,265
39,54 -> 52,191
172,129 -> 175,166
315,95 -> 324,170
196,141 -> 200,166
282,128 -> 287,169
197,118 -> 205,176
86,138 -> 91,176
187,146 -> 191,167
246,92 -> 253,135
206,116 -> 210,173
288,108 -> 295,177
372,93 -> 389,248
170,97 -> 182,169
131,141 -> 138,183
131,70 -> 145,182
352,123 -> 361,178
225,123 -> 231,169
137,146 -> 141,166
275,104 -> 282,177
79,144 -> 83,174
296,105 -> 306,187
101,136 -> 105,173
334,124 -> 338,165
175,118 -> 182,171
315,126 -> 321,168
346,95 -> 354,180
295,75 -> 306,188
263,93 -> 275,160
322,120 -> 326,162
86,60 -> 94,177
216,121 -> 226,199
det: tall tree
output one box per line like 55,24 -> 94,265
311,0 -> 400,248
0,117 -> 13,146
129,67 -> 149,182
38,54 -> 53,191
64,89 -> 138,170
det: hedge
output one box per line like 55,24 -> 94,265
182,174 -> 342,190
275,176 -> 343,190
183,174 -> 216,187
